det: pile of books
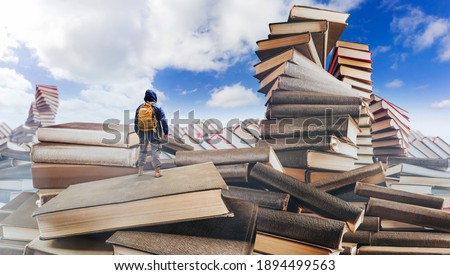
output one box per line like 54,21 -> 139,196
254,6 -> 368,181
370,95 -> 410,162
25,102 -> 40,128
408,130 -> 450,159
34,85 -> 59,126
328,40 -> 375,167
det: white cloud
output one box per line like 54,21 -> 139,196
373,45 -> 391,56
432,100 -> 450,109
0,68 -> 34,126
207,83 -> 260,108
180,89 -> 198,96
390,6 -> 450,61
317,0 -> 365,12
385,79 -> 403,88
0,28 -> 19,63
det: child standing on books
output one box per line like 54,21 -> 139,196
135,89 -> 169,177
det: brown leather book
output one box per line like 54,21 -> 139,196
343,231 -> 371,245
32,163 -> 138,189
367,198 -> 450,233
0,193 -> 39,241
106,198 -> 258,255
357,216 -> 380,232
215,163 -> 249,183
249,163 -> 364,232
266,104 -> 361,119
222,186 -> 290,211
33,163 -> 232,239
355,182 -> 444,209
311,162 -> 385,192
176,147 -> 284,173
257,207 -> 345,250
371,231 -> 450,248
24,234 -> 113,255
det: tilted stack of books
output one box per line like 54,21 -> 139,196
25,102 -> 40,128
370,95 -> 410,162
35,85 -> 59,127
408,130 -> 450,159
328,40 -> 375,167
254,5 -> 369,181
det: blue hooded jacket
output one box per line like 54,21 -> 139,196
134,89 -> 169,142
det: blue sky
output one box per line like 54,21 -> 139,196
1,0 -> 450,140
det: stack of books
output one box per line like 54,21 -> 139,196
30,122 -> 141,205
385,157 -> 450,209
328,40 -> 375,167
25,102 -> 40,128
408,130 -> 450,159
35,85 -> 59,126
254,5 -> 364,180
9,125 -> 37,146
0,122 -> 12,141
370,95 -> 410,162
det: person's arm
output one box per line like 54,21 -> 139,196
158,108 -> 169,136
134,106 -> 140,133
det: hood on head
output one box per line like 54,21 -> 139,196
144,89 -> 157,102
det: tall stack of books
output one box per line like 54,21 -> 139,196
35,85 -> 59,126
253,5 -> 364,180
370,95 -> 410,162
408,130 -> 450,159
328,40 -> 375,167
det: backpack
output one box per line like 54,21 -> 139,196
137,102 -> 158,132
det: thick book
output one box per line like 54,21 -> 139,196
411,139 -> 440,158
358,246 -> 450,255
32,163 -> 138,189
255,32 -> 321,65
358,216 -> 380,232
256,135 -> 358,159
250,163 -> 364,232
268,90 -> 361,105
32,162 -> 232,239
260,115 -> 360,145
342,76 -> 373,93
257,207 -> 345,250
260,60 -> 358,100
434,136 -> 450,155
161,136 -> 194,155
31,142 -> 139,167
330,56 -> 372,76
371,231 -> 450,248
422,137 -> 450,159
288,5 -> 349,56
106,198 -> 258,255
0,193 -> 39,241
175,147 -> 284,173
254,232 -> 340,255
268,20 -> 328,67
355,182 -> 444,209
265,104 -> 361,119
275,150 -> 356,172
222,186 -> 290,211
387,157 -> 449,171
342,231 -> 372,245
334,65 -> 372,84
0,179 -> 33,191
216,163 -> 249,183
311,162 -> 385,192
24,234 -> 113,255
0,192 -> 35,214
366,198 -> 450,233
37,122 -> 139,148
387,163 -> 450,179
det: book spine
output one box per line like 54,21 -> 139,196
366,198 -> 450,233
257,207 -> 346,250
371,231 -> 450,248
256,137 -> 332,152
37,128 -> 131,148
222,187 -> 290,211
175,147 -> 271,166
355,182 -> 444,209
343,231 -> 372,245
249,162 -> 364,232
274,150 -> 309,169
31,144 -> 139,167
311,162 -> 384,192
357,216 -> 380,232
216,164 -> 249,183
269,91 -> 361,105
266,104 -> 361,119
